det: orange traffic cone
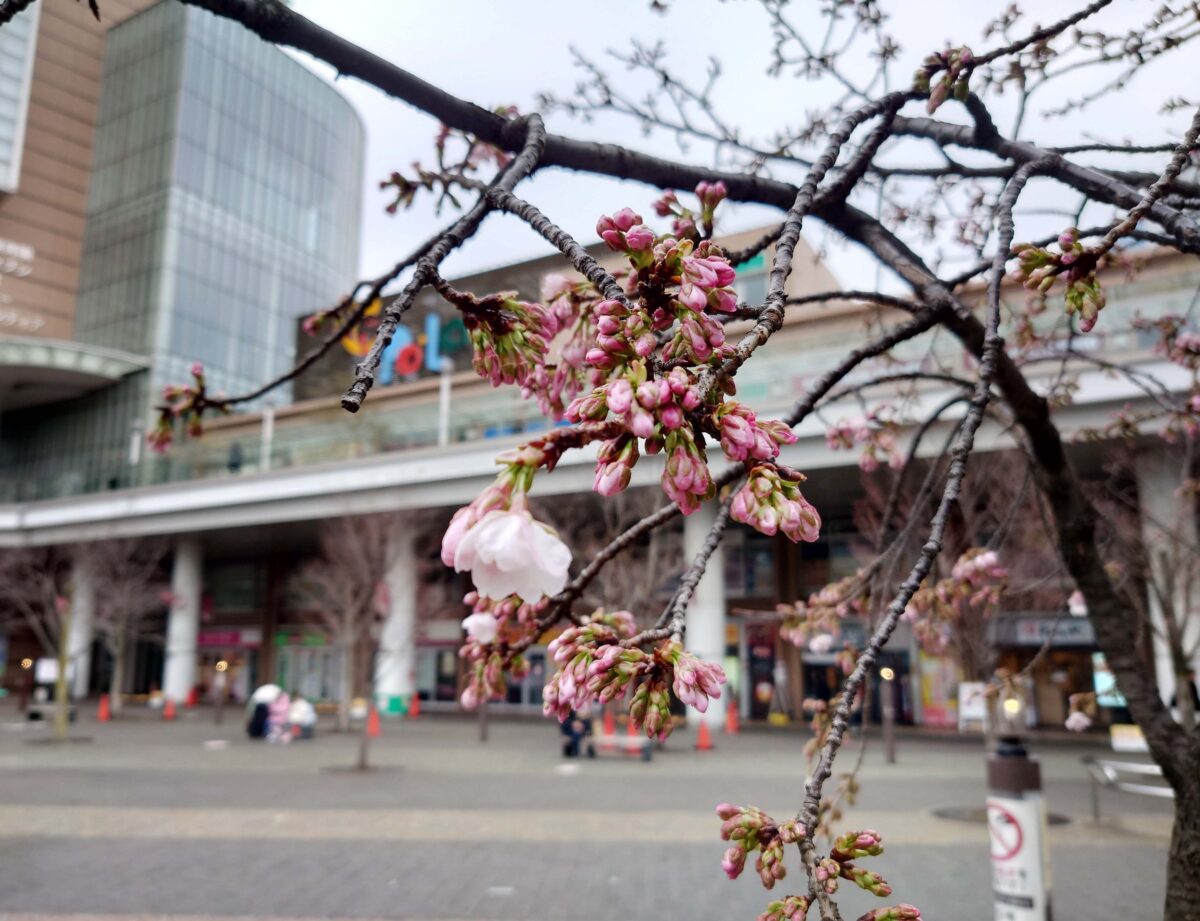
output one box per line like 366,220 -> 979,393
97,693 -> 111,723
185,686 -> 199,708
408,694 -> 421,720
603,707 -> 616,736
366,706 -> 381,738
162,697 -> 177,721
695,719 -> 715,751
724,702 -> 740,735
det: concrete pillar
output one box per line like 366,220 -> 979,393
1134,448 -> 1200,707
163,537 -> 202,703
683,503 -> 728,727
375,524 -> 417,715
68,556 -> 95,699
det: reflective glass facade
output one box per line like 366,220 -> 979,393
0,4 -> 38,192
76,1 -> 363,398
0,0 -> 362,500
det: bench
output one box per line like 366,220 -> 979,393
1082,756 -> 1173,821
591,732 -> 654,761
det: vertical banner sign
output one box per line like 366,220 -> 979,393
987,792 -> 1050,921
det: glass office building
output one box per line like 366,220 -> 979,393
0,4 -> 38,194
1,1 -> 363,498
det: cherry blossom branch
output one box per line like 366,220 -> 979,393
1088,105 -> 1200,258
483,187 -> 629,303
342,114 -> 546,411
779,310 -> 940,429
972,0 -> 1114,68
0,0 -> 38,26
708,94 -> 909,390
205,230 -> 446,409
795,170 -> 1026,918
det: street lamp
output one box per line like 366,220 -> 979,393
987,686 -> 1051,921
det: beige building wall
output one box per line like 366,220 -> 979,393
0,0 -> 155,342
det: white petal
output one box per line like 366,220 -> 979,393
483,515 -> 537,573
531,524 -> 572,578
471,561 -> 515,600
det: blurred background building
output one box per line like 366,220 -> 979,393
0,2 -> 1195,735
0,0 -> 363,499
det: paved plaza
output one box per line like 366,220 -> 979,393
0,703 -> 1173,921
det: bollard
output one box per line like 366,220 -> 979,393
986,693 -> 1051,921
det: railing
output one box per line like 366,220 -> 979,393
4,266 -> 1196,504
1082,755 -> 1174,821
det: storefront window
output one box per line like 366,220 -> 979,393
724,526 -> 776,598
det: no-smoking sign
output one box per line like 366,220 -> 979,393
987,795 -> 1049,921
987,802 -> 1024,861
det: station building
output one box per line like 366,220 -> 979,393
0,3 -> 1194,729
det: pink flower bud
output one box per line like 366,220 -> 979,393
660,404 -> 684,430
607,379 -> 633,415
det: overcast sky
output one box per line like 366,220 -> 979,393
287,1 -> 1190,292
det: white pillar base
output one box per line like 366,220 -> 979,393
163,537 -> 202,703
69,557 -> 95,699
375,523 -> 417,716
683,502 -> 728,728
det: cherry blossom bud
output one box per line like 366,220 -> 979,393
607,379 -> 633,414
660,404 -> 684,430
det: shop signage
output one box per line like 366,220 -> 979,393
1014,618 -> 1094,646
340,298 -> 470,385
198,628 -> 262,648
273,630 -> 328,647
0,236 -> 42,332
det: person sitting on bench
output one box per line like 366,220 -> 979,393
560,706 -> 595,758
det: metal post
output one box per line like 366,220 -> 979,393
478,697 -> 489,743
987,693 -> 1051,921
437,359 -> 454,447
880,667 -> 896,764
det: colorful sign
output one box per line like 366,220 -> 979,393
340,299 -> 470,385
918,650 -> 960,729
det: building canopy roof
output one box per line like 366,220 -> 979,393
0,335 -> 149,410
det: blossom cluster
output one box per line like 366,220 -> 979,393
149,362 -> 217,453
716,804 -> 805,889
757,895 -> 808,921
912,45 -> 973,113
653,180 -> 727,240
462,294 -> 559,390
732,465 -> 821,542
1065,690 -> 1097,732
441,463 -> 571,604
718,809 -> 916,920
441,187 -> 821,543
1012,228 -> 1106,332
545,627 -> 725,739
825,410 -> 904,473
455,591 -> 547,709
779,576 -> 867,656
902,548 -> 1007,656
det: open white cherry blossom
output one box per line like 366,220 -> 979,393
453,509 -> 572,601
461,611 -> 500,644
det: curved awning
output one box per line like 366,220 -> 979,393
0,335 -> 150,411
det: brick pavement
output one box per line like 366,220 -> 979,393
0,703 -> 1172,921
